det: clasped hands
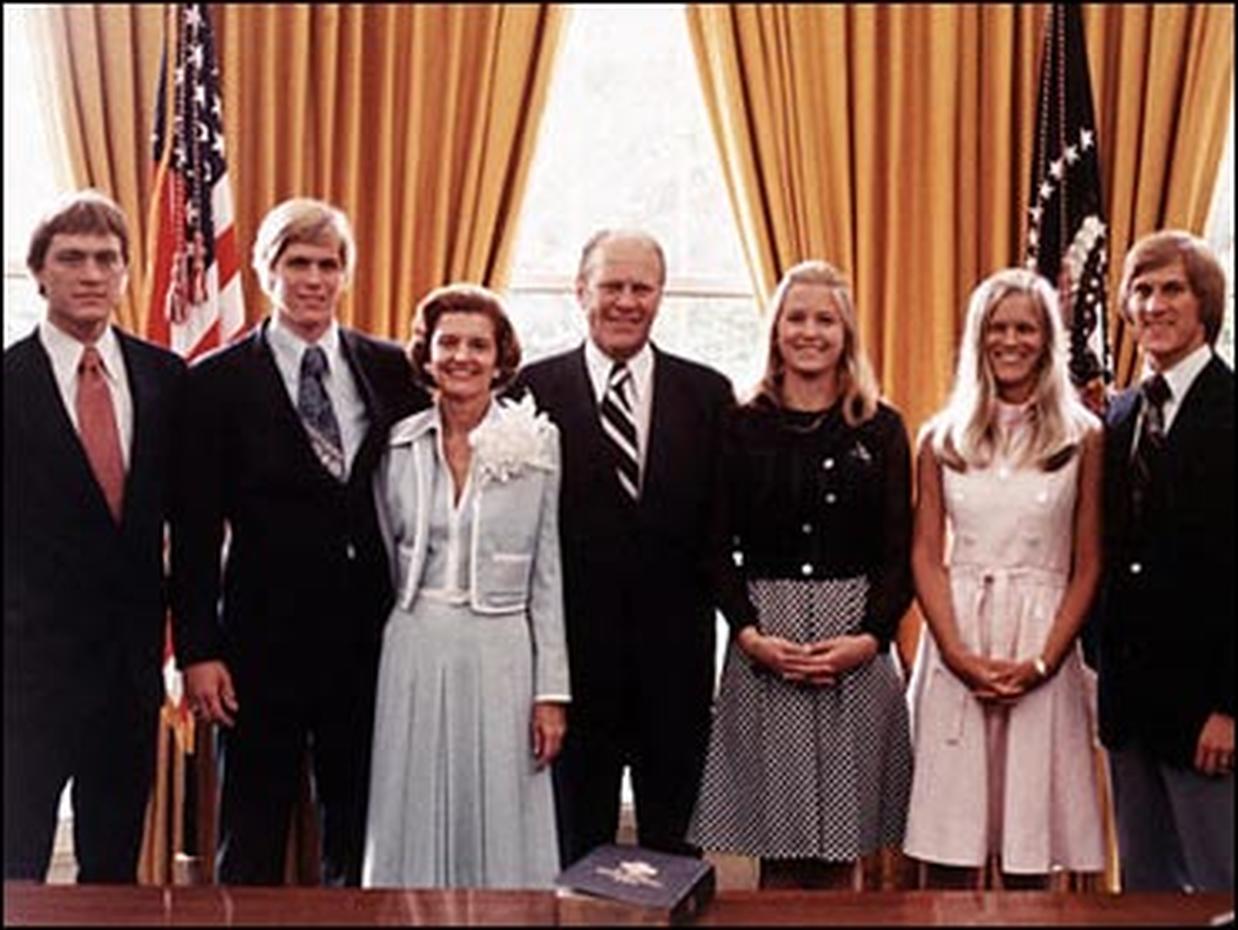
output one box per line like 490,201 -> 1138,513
945,650 -> 1043,704
738,627 -> 878,686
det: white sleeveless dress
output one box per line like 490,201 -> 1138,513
904,417 -> 1105,874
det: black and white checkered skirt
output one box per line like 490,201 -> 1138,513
688,576 -> 912,860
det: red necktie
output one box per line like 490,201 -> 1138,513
77,345 -> 125,521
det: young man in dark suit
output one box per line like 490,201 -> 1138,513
173,199 -> 427,885
4,191 -> 186,882
513,229 -> 741,865
1098,230 -> 1234,891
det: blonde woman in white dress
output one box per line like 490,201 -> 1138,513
904,268 -> 1105,888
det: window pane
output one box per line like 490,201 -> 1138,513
510,4 -> 751,291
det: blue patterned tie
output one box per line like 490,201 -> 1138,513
299,345 -> 345,480
1130,373 -> 1170,526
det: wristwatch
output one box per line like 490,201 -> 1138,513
1032,655 -> 1050,679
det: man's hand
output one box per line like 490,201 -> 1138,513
1194,712 -> 1234,777
185,660 -> 239,728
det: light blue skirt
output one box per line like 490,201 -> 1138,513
362,598 -> 560,888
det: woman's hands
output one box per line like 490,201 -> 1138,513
531,701 -> 567,768
737,627 -> 878,687
944,650 -> 1045,704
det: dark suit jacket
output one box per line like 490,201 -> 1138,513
171,322 -> 426,703
511,344 -> 737,732
1098,353 -> 1235,768
4,327 -> 186,716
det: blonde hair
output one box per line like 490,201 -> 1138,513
251,198 -> 356,298
927,267 -> 1094,471
756,259 -> 880,426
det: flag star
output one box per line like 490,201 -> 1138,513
1029,205 -> 1043,223
186,5 -> 203,27
1080,128 -> 1094,150
1025,258 -> 1038,271
1064,145 -> 1080,164
1028,229 -> 1039,247
1050,159 -> 1065,180
194,84 -> 207,106
189,44 -> 205,69
1039,180 -> 1054,200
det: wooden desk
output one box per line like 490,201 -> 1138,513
4,883 -> 1233,926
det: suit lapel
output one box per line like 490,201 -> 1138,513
250,322 -> 340,482
21,332 -> 124,530
339,328 -> 383,481
561,347 -> 629,505
117,330 -> 154,530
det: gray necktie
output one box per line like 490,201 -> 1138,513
299,345 -> 345,480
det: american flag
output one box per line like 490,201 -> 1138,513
145,2 -> 245,359
1026,3 -> 1111,390
145,3 -> 245,751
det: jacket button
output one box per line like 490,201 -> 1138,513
346,543 -> 357,561
822,458 -> 835,470
801,523 -> 812,534
1129,561 -> 1141,574
824,492 -> 837,504
800,563 -> 813,576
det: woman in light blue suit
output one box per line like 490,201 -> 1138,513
362,284 -> 569,889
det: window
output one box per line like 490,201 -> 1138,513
4,7 -> 61,348
504,4 -> 763,393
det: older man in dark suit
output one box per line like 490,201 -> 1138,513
173,199 -> 427,885
513,229 -> 742,865
1098,230 -> 1234,892
4,191 -> 186,882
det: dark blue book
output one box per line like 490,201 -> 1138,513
555,844 -> 716,923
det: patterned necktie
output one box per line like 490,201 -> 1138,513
1130,372 -> 1171,525
299,345 -> 345,480
600,361 -> 640,500
77,345 -> 125,521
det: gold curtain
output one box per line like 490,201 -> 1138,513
687,3 -> 1233,431
1081,5 -> 1235,385
24,6 -> 167,334
25,2 -> 566,885
212,4 -> 567,340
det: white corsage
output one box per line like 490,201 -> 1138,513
469,393 -> 555,483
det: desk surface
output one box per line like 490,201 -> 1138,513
3,883 -> 1234,926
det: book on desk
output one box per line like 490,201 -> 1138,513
555,844 -> 716,924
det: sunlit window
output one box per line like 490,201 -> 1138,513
504,4 -> 763,393
3,6 -> 62,348
1204,100 -> 1234,367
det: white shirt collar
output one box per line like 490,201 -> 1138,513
267,313 -> 343,374
1141,342 -> 1212,406
39,318 -> 124,385
584,338 -> 654,406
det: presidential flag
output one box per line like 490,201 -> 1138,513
1026,3 -> 1111,391
145,2 -> 245,751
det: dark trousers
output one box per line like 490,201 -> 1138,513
552,699 -> 709,867
4,666 -> 157,883
215,670 -> 376,886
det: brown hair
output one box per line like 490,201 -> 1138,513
408,283 -> 522,390
1119,230 -> 1226,345
27,190 -> 130,278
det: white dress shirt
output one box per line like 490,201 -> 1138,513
266,315 -> 368,476
584,338 -> 654,475
39,319 -> 133,467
